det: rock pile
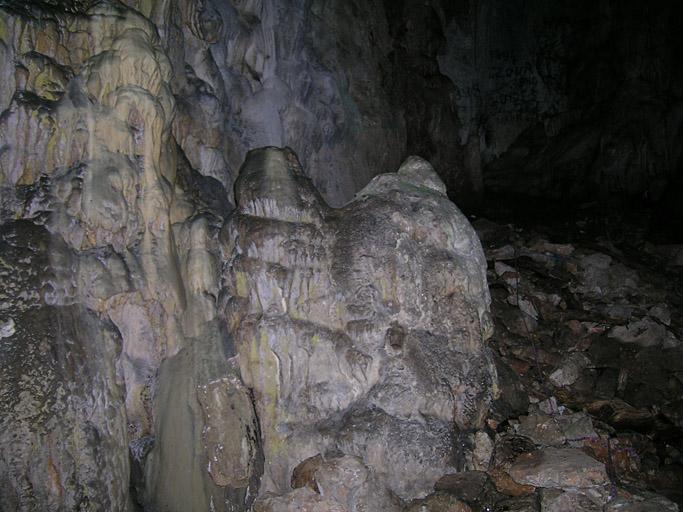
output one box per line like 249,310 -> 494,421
446,214 -> 683,512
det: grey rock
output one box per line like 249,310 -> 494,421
540,488 -> 602,512
286,454 -> 399,512
225,147 -> 497,500
254,487 -> 347,512
574,254 -> 639,301
467,431 -> 494,471
490,354 -> 531,421
509,448 -> 608,490
648,304 -> 672,326
404,493 -> 473,512
495,495 -> 540,512
0,318 -> 15,338
609,317 -> 679,348
549,353 -> 591,388
606,492 -> 679,512
397,156 -> 448,195
518,415 -> 566,447
654,246 -> 683,268
434,471 -> 502,510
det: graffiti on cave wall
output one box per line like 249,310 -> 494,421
440,11 -> 572,156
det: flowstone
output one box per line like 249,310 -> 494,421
224,147 -> 498,505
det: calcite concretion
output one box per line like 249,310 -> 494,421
0,1 -> 498,510
0,2 -> 255,511
0,221 -> 132,511
224,147 -> 498,506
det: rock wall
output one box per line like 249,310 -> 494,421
437,0 -> 683,207
164,0 -> 409,206
0,1 -> 495,510
0,221 -> 132,511
0,2 -> 253,510
1,0 -> 681,213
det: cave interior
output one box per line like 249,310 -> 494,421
0,0 -> 682,511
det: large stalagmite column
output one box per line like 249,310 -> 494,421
224,147 -> 498,509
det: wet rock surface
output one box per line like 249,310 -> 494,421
0,221 -> 131,510
0,2 -> 248,509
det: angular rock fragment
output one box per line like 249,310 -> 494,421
404,493 -> 473,512
540,488 -> 602,512
518,412 -> 597,447
549,353 -> 591,388
254,487 -> 347,512
291,453 -> 400,511
434,471 -> 502,510
606,492 -> 680,512
509,448 -> 608,490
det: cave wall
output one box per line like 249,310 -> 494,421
438,0 -> 683,208
1,0 -> 680,208
0,0 -> 681,510
0,3 -> 245,509
0,1 -> 490,510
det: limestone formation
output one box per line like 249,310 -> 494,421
0,2 -> 495,506
0,221 -> 132,511
224,147 -> 498,504
1,1 -> 681,511
0,2 -> 253,510
0,1 -> 474,508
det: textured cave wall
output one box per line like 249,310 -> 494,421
162,0 -> 409,207
1,0 -> 681,510
382,1 -> 474,206
437,0 -> 683,213
0,2 -> 249,510
159,0 -> 482,208
1,0 -> 681,213
0,1 -> 493,510
164,0 -> 683,215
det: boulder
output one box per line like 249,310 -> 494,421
225,147 -> 497,500
509,448 -> 608,490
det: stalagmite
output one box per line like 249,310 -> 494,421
224,147 -> 497,507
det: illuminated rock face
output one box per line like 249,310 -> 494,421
0,3 -> 253,510
225,148 -> 497,505
0,2 -> 495,511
